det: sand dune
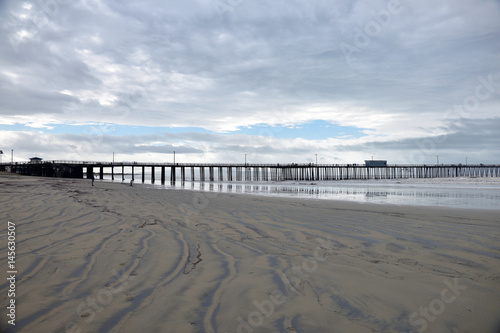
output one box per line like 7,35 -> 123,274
1,173 -> 499,332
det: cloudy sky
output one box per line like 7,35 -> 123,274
1,0 -> 499,165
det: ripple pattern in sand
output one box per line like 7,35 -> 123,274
1,175 -> 499,333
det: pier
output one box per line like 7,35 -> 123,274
1,161 -> 499,183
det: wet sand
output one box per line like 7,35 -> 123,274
1,173 -> 499,333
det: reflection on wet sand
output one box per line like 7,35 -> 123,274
159,181 -> 500,210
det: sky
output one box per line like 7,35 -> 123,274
0,0 -> 499,165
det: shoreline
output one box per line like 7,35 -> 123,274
105,174 -> 500,211
11,172 -> 500,212
1,173 -> 499,332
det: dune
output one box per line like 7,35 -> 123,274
0,173 -> 499,333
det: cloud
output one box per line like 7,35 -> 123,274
0,0 -> 499,164
1,116 -> 498,164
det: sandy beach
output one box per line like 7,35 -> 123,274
1,173 -> 499,333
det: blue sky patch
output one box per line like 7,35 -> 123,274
230,120 -> 368,140
0,120 -> 368,140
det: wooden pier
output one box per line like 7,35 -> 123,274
1,161 -> 499,184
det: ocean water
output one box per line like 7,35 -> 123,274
97,172 -> 500,210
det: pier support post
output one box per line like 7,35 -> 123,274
87,167 -> 93,179
170,166 -> 175,183
209,167 -> 214,181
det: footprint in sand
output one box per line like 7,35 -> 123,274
385,242 -> 407,253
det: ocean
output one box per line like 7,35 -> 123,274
94,171 -> 500,210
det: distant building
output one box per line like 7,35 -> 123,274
29,157 -> 43,164
365,160 -> 387,167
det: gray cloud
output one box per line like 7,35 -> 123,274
334,118 -> 500,164
0,0 -> 499,163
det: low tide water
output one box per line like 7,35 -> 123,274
97,173 -> 500,210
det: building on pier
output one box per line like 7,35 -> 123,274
365,160 -> 387,167
29,157 -> 43,164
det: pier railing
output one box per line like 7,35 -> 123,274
1,160 -> 496,168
